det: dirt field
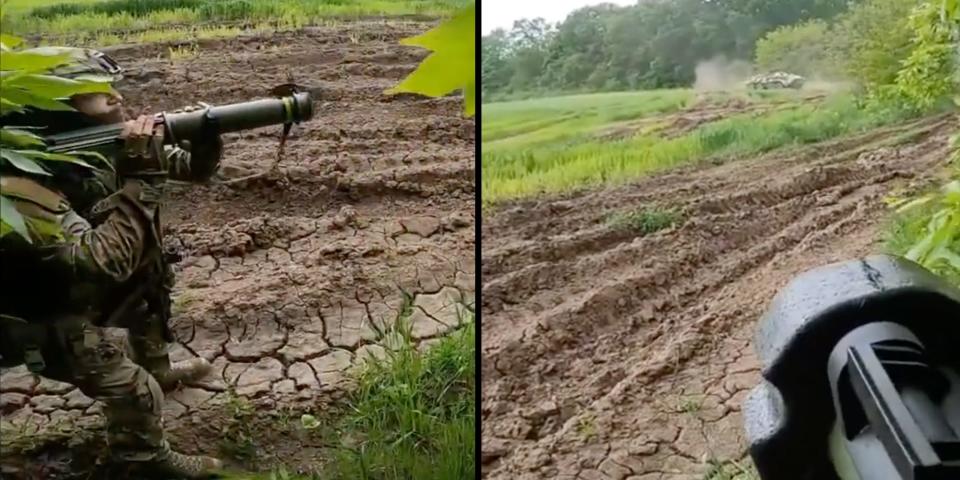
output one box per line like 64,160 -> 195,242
0,20 -> 474,477
480,111 -> 956,479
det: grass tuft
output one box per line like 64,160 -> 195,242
325,313 -> 475,480
606,207 -> 682,235
703,459 -> 760,480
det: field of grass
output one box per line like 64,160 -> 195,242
482,89 -> 918,205
0,0 -> 469,46
482,89 -> 694,146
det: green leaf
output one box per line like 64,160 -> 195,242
0,195 -> 31,243
5,74 -> 114,99
0,34 -> 23,51
0,150 -> 51,176
0,128 -> 44,148
1,87 -> 76,111
25,216 -> 63,242
0,51 -> 73,73
0,97 -> 25,115
386,4 -> 475,117
20,150 -> 96,169
66,150 -> 113,170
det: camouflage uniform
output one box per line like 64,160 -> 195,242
0,49 -> 223,476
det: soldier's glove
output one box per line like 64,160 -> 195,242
118,114 -> 168,184
174,103 -> 223,182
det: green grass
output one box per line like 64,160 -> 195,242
606,207 -> 683,234
703,459 -> 760,480
220,313 -> 476,480
325,319 -> 475,480
482,89 -> 694,147
482,91 -> 917,205
0,0 -> 469,46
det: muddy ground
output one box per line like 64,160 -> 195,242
0,20 -> 474,478
481,111 -> 956,479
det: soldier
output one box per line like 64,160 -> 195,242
0,49 -> 224,477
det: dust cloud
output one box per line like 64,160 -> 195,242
693,56 -> 753,91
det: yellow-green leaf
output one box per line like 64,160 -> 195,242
1,87 -> 76,112
0,51 -> 73,73
0,195 -> 31,243
20,150 -> 96,169
0,128 -> 44,148
1,150 -> 52,176
1,97 -> 25,115
66,150 -> 113,170
386,4 -> 475,117
5,74 -> 114,99
25,216 -> 64,242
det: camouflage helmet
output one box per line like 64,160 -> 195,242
37,47 -> 124,83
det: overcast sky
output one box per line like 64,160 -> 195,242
482,0 -> 637,34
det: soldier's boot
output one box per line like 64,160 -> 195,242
100,361 -> 222,478
153,443 -> 224,479
154,357 -> 213,391
129,314 -> 212,391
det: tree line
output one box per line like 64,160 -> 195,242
481,0 -> 856,99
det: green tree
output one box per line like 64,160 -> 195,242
893,1 -> 957,109
504,18 -> 553,92
754,20 -> 838,77
481,28 -> 512,97
832,0 -> 922,89
480,0 -> 860,98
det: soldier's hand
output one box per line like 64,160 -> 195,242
118,114 -> 167,179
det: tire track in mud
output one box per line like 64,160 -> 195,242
1,21 -> 474,476
481,114 -> 955,479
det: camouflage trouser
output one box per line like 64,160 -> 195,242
0,316 -> 168,461
121,300 -> 173,380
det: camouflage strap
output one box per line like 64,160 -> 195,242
0,316 -> 48,373
0,314 -> 91,374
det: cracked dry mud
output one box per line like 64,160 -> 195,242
481,113 -> 957,479
1,20 -> 474,476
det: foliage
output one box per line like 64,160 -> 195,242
387,4 -> 474,116
887,177 -> 960,285
754,20 -> 838,78
0,34 -> 113,242
881,0 -> 959,285
893,2 -> 956,109
481,0 -> 855,98
831,0 -> 922,90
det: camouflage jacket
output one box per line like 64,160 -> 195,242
0,141 -> 217,324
